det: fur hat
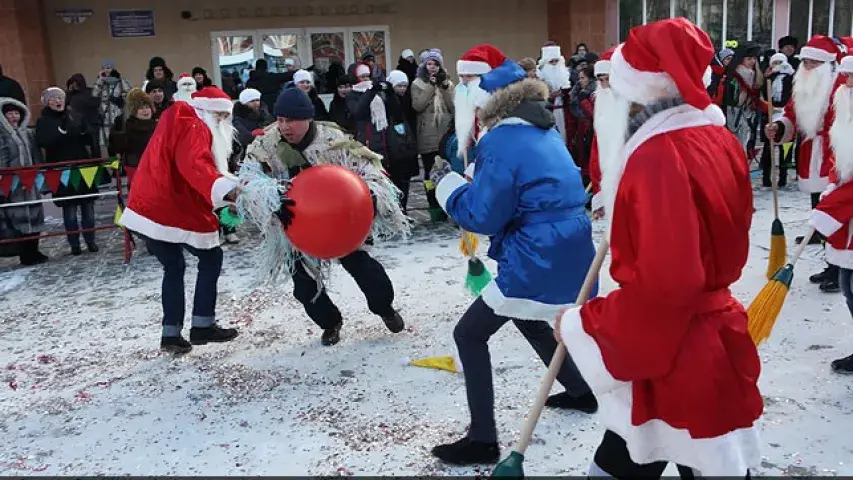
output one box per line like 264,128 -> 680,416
387,70 -> 409,86
126,88 -> 154,117
40,87 -> 65,105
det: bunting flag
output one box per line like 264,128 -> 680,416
35,173 -> 45,191
109,159 -> 120,170
11,176 -> 20,193
43,170 -> 62,193
17,170 -> 37,191
0,175 -> 13,196
60,169 -> 70,186
79,166 -> 100,188
114,204 -> 124,228
69,168 -> 82,190
124,166 -> 138,185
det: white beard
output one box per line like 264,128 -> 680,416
454,78 -> 490,153
593,84 -> 631,238
831,85 -> 853,183
197,109 -> 238,181
539,60 -> 571,92
793,62 -> 835,139
173,81 -> 197,103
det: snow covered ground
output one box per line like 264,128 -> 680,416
0,183 -> 851,476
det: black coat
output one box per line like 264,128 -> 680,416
35,107 -> 97,206
66,75 -> 101,137
247,70 -> 291,115
348,83 -> 418,176
0,75 -> 26,106
108,116 -> 156,168
233,102 -> 274,151
329,94 -> 355,135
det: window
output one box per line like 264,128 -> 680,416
726,0 -> 750,43
647,0 -> 672,21
752,0 -> 774,48
813,0 -> 831,34
675,0 -> 698,21
789,0 -> 810,41
618,0 -> 643,42
702,0 -> 725,48
790,0 -> 853,40
835,0 -> 853,38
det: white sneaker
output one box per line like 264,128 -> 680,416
225,233 -> 240,244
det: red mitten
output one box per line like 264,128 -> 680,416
251,128 -> 265,137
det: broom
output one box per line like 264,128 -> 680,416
492,238 -> 609,478
747,227 -> 815,345
765,81 -> 787,280
457,149 -> 492,295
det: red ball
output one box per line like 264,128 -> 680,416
285,165 -> 374,259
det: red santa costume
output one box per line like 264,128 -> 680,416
173,73 -> 198,103
556,19 -> 762,476
454,44 -> 498,157
120,86 -> 238,249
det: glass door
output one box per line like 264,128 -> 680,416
210,30 -> 255,98
306,28 -> 348,94
351,27 -> 391,79
258,29 -> 303,74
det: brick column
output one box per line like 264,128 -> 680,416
547,0 -> 612,57
0,0 -> 54,120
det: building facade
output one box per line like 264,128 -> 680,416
0,0 -> 847,112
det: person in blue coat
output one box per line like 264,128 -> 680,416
428,46 -> 598,466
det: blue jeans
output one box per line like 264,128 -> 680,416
840,268 -> 853,317
145,238 -> 223,337
61,202 -> 95,246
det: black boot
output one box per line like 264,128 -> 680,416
70,245 -> 82,256
831,354 -> 853,374
86,242 -> 99,253
820,277 -> 841,293
381,310 -> 405,333
161,335 -> 193,354
189,324 -> 239,345
321,323 -> 342,346
545,391 -> 599,414
431,437 -> 500,465
810,266 -> 834,284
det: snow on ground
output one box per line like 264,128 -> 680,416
0,184 -> 852,476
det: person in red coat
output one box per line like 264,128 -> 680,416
554,19 -> 762,476
813,55 -> 853,374
120,86 -> 240,354
766,35 -> 853,292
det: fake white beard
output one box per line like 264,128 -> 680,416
539,60 -> 571,92
793,62 -> 835,139
174,82 -> 197,103
831,85 -> 853,183
197,109 -> 238,181
592,84 -> 631,237
454,78 -> 490,151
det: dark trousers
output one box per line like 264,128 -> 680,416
453,297 -> 591,443
840,269 -> 853,317
388,167 -> 412,214
760,143 -> 787,187
421,151 -> 440,209
292,249 -> 395,329
61,202 -> 95,247
17,238 -> 41,263
146,238 -> 223,336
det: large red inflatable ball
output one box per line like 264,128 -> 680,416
284,165 -> 375,259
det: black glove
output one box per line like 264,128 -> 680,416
275,196 -> 296,229
436,71 -> 448,86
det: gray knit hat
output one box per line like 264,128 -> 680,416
41,87 -> 66,105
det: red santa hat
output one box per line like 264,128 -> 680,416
594,46 -> 617,76
610,18 -> 715,110
798,35 -> 848,63
189,86 -> 233,113
457,44 -> 506,76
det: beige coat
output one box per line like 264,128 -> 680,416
411,77 -> 454,154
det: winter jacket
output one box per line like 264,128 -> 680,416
0,98 -> 44,236
0,74 -> 26,106
92,73 -> 132,128
35,106 -> 97,206
435,75 -> 596,320
411,73 -> 454,154
329,94 -> 356,135
108,116 -> 156,168
66,74 -> 101,137
766,68 -> 794,108
811,177 -> 853,268
232,101 -> 275,151
396,57 -> 418,84
247,70 -> 290,114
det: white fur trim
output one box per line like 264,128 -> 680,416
435,171 -> 467,212
840,56 -> 853,74
799,46 -> 837,63
799,174 -> 830,192
810,209 -> 844,237
481,280 -> 572,321
778,115 -> 795,143
294,69 -> 313,84
541,45 -> 562,62
610,45 -> 679,106
702,66 -> 712,88
211,176 -> 237,210
591,192 -> 605,212
594,60 -> 611,77
464,162 -> 476,179
798,137 -> 830,193
558,306 -> 761,476
119,208 -> 221,249
190,97 -> 234,113
826,242 -> 853,269
457,60 -> 491,75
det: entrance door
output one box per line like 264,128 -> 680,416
210,31 -> 254,98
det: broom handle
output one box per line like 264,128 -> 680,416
790,227 -> 817,266
766,80 -> 780,219
513,237 -> 609,454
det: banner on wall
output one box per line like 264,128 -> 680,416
55,9 -> 93,24
109,10 -> 156,38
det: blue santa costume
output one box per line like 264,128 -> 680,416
429,45 -> 598,466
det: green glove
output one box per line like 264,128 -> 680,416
218,207 -> 243,228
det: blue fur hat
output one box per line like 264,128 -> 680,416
478,59 -> 527,93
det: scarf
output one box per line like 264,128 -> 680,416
770,64 -> 794,103
628,97 -> 686,136
352,80 -> 388,132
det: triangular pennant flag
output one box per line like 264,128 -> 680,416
35,173 -> 45,191
17,170 -> 37,191
60,169 -> 70,186
407,356 -> 460,373
109,159 -> 120,170
43,170 -> 62,193
114,204 -> 124,228
11,176 -> 20,193
124,166 -> 137,185
0,175 -> 12,196
69,168 -> 82,190
79,166 -> 99,188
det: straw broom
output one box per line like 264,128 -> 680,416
747,227 -> 815,345
765,81 -> 787,280
459,149 -> 492,295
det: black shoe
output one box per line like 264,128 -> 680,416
161,336 -> 193,354
831,354 -> 853,374
86,242 -> 99,253
34,251 -> 48,264
321,324 -> 342,346
810,267 -> 834,284
545,391 -> 599,414
71,245 -> 82,256
432,437 -> 500,466
796,235 -> 823,245
189,325 -> 239,345
381,311 -> 405,333
820,278 -> 841,293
